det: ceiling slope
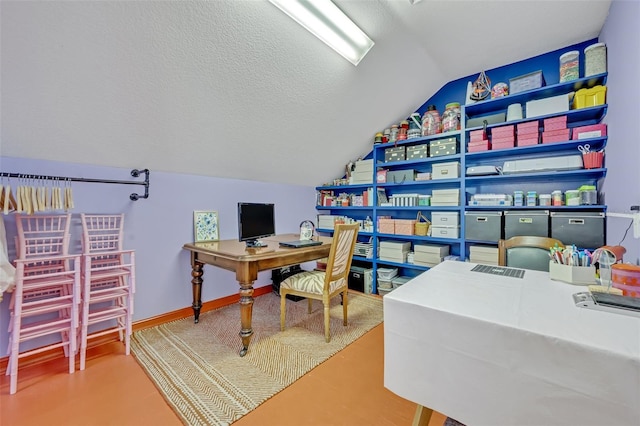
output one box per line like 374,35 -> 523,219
1,0 -> 611,186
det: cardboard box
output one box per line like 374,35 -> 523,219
431,212 -> 460,227
429,137 -> 458,157
468,140 -> 490,152
378,218 -> 395,234
542,128 -> 570,143
491,124 -> 515,138
394,219 -> 416,236
517,121 -> 540,135
414,244 -> 449,256
549,262 -> 596,285
430,226 -> 460,239
543,115 -> 567,131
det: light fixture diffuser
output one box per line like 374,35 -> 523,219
269,0 -> 374,66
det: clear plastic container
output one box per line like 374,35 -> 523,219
421,105 -> 441,136
585,43 -> 607,77
442,102 -> 461,133
559,51 -> 579,82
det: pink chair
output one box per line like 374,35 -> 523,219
6,213 -> 80,394
79,214 -> 135,370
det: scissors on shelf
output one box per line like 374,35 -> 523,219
578,144 -> 591,154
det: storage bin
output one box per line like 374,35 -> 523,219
378,218 -> 395,234
573,85 -> 606,109
406,144 -> 429,160
430,226 -> 459,239
465,211 -> 503,242
431,212 -> 460,227
542,128 -> 570,143
414,243 -> 449,256
526,94 -> 569,118
549,262 -> 596,285
385,146 -> 406,162
504,210 -> 549,239
572,124 -> 607,140
517,120 -> 540,135
432,162 -> 460,180
543,115 -> 567,131
582,151 -> 604,169
395,219 -> 416,235
510,70 -> 545,94
348,266 -> 373,294
386,169 -> 415,184
491,124 -> 515,138
470,129 -> 486,142
550,212 -> 605,249
429,137 -> 458,157
468,140 -> 490,152
517,135 -> 539,146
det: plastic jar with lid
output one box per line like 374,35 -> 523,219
421,105 -> 441,136
579,185 -> 597,205
585,43 -> 607,77
551,190 -> 563,206
559,51 -> 580,82
441,102 -> 461,133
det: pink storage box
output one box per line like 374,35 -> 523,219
517,121 -> 539,135
378,218 -> 395,234
491,125 -> 515,138
395,219 -> 416,236
492,135 -> 515,144
468,140 -> 490,152
517,135 -> 539,146
470,130 -> 487,142
542,128 -> 570,143
543,115 -> 567,131
492,140 -> 515,150
572,124 -> 608,140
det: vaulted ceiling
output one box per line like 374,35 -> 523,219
1,0 -> 611,187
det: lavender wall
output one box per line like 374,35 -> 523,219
0,156 -> 318,354
600,0 -> 640,264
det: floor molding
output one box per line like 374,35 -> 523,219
0,285 -> 274,371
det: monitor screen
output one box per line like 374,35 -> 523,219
237,202 -> 275,246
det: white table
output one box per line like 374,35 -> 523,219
384,261 -> 640,426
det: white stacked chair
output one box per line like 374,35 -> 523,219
79,213 -> 135,370
6,213 -> 80,394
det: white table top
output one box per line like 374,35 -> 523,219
384,261 -> 640,426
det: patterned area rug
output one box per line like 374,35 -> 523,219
131,292 -> 383,426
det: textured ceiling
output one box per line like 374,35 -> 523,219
1,0 -> 611,187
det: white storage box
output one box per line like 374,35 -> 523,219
430,226 -> 460,239
380,241 -> 411,251
380,251 -> 408,263
414,243 -> 450,256
526,94 -> 569,118
377,268 -> 398,280
432,162 -> 460,180
431,189 -> 460,206
431,212 -> 460,227
469,245 -> 499,264
349,170 -> 373,184
549,262 -> 596,285
317,215 -> 346,229
353,159 -> 374,172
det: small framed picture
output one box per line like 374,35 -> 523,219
193,210 -> 219,242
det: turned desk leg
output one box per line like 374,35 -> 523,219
238,281 -> 254,357
191,261 -> 204,323
412,405 -> 434,426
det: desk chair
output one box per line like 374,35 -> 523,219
279,223 -> 359,342
498,236 -> 564,272
6,214 -> 81,394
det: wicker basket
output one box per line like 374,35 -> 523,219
414,211 -> 431,236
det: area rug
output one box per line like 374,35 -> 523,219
131,291 -> 383,426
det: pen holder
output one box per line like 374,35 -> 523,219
549,262 -> 596,285
582,151 -> 604,169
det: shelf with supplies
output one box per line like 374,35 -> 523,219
464,73 -> 607,119
315,43 -> 610,295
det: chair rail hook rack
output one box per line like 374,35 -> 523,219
0,168 -> 150,201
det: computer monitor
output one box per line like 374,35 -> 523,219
237,202 -> 275,247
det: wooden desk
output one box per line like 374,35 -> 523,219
384,261 -> 640,426
182,234 -> 332,356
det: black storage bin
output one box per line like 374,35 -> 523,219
464,211 -> 503,242
348,266 -> 373,294
504,210 -> 549,239
272,265 -> 306,301
550,212 -> 605,249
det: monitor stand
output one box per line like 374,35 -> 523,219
245,239 -> 267,248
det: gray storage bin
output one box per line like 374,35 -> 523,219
550,212 -> 605,249
386,169 -> 415,184
465,211 -> 503,242
504,210 -> 549,239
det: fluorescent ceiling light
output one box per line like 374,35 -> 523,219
269,0 -> 374,66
